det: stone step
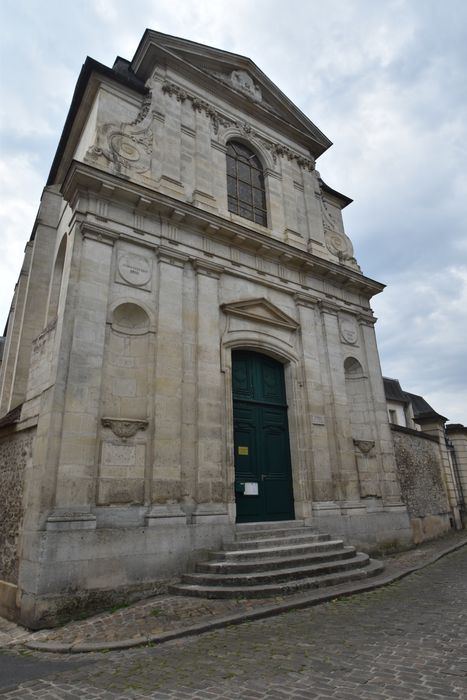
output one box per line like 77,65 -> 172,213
235,520 -> 310,540
182,552 -> 370,588
196,545 -> 357,575
234,520 -> 305,533
234,524 -> 312,541
211,538 -> 346,561
172,559 -> 384,599
225,532 -> 331,551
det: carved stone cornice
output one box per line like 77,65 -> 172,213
101,418 -> 148,439
318,299 -> 341,315
294,292 -> 320,309
193,259 -> 224,278
162,81 -> 231,134
161,80 -> 315,171
62,162 -> 385,300
357,312 -> 377,326
157,246 -> 190,267
80,222 -> 119,246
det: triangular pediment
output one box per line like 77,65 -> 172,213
131,30 -> 332,157
221,298 -> 299,330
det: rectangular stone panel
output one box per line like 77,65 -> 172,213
98,441 -> 145,504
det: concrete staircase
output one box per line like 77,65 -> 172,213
171,520 -> 384,599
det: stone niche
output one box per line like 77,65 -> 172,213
98,302 -> 151,505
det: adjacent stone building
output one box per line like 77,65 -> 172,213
0,31 -> 416,627
383,378 -> 466,542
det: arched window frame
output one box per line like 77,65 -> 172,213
226,140 -> 267,226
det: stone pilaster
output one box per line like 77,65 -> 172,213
180,264 -> 197,509
192,109 -> 216,211
192,260 -> 227,524
319,301 -> 360,502
160,90 -> 184,197
265,168 -> 286,235
151,248 -> 188,511
281,158 -> 301,242
53,224 -> 116,512
303,169 -> 326,252
359,317 -> 404,505
295,295 -> 328,507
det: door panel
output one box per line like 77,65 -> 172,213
233,351 -> 294,522
234,403 -> 259,482
232,354 -> 255,401
260,359 -> 285,404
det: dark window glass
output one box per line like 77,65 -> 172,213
239,204 -> 253,219
237,162 -> 251,183
253,188 -> 264,207
251,169 -> 263,188
227,175 -> 237,196
226,154 -> 236,176
226,141 -> 267,226
238,182 -> 252,204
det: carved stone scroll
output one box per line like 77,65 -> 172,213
353,439 -> 375,455
101,418 -> 148,439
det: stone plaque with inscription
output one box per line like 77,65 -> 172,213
117,253 -> 152,289
340,319 -> 358,345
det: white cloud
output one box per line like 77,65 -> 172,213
372,265 -> 467,422
0,154 -> 44,325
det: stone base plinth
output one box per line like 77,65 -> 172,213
312,500 -> 413,553
17,506 -> 234,629
0,580 -> 18,622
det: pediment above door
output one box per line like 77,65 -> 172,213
221,298 -> 299,331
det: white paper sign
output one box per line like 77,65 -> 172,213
244,482 -> 259,496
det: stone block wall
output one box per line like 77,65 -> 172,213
0,427 -> 34,583
392,425 -> 451,543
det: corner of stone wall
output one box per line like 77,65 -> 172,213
391,426 -> 453,544
410,514 -> 452,544
0,426 -> 35,586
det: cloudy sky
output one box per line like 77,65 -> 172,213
1,0 -> 466,422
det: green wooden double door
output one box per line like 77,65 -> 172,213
233,350 -> 295,522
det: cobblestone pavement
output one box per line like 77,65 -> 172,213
0,544 -> 466,699
1,530 -> 466,652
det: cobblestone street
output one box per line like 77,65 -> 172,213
1,546 -> 466,699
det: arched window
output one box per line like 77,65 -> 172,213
226,141 -> 267,226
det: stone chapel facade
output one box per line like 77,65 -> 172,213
0,31 -> 414,627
